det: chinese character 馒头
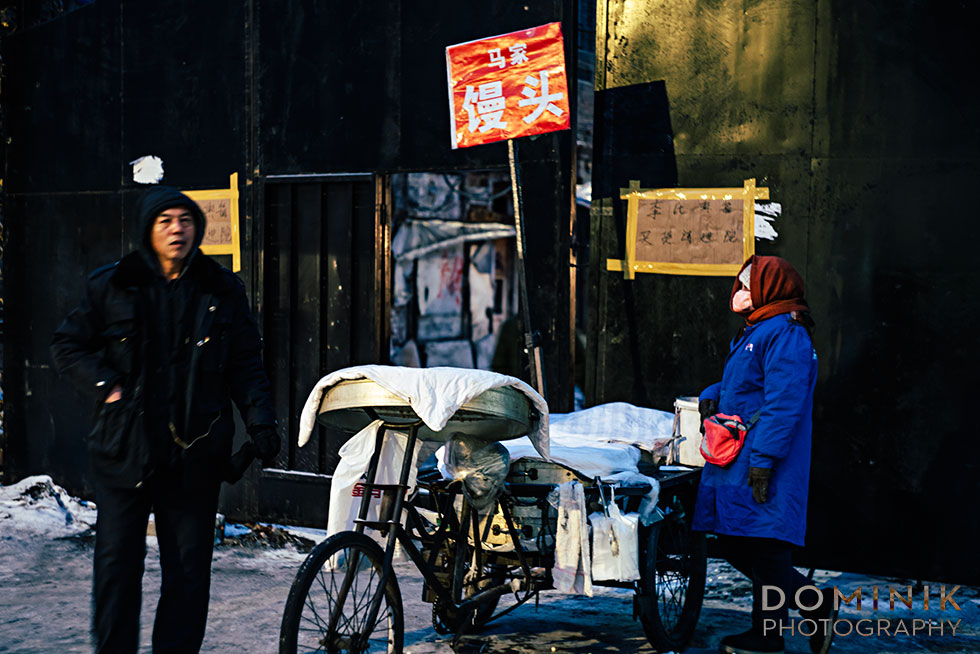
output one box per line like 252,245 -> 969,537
463,81 -> 508,133
518,70 -> 564,124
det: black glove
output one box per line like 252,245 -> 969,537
251,426 -> 281,466
748,466 -> 771,504
698,398 -> 719,435
224,441 -> 256,483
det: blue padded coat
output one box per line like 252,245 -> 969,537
691,314 -> 818,546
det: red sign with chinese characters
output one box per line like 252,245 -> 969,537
446,22 -> 570,149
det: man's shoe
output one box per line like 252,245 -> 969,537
806,589 -> 839,654
719,628 -> 785,654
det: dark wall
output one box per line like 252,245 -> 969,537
592,0 -> 979,583
252,0 -> 576,415
2,1 -> 575,521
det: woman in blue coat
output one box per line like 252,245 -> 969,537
692,256 -> 834,654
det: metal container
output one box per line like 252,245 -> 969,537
316,378 -> 536,442
479,501 -> 556,549
673,396 -> 705,467
506,459 -> 589,486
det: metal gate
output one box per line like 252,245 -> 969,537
250,174 -> 390,525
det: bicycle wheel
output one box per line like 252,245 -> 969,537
280,531 -> 403,654
432,545 -> 507,632
636,515 -> 707,651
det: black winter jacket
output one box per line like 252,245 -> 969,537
51,188 -> 276,488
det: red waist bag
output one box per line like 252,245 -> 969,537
700,410 -> 761,467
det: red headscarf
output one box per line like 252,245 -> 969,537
731,255 -> 809,325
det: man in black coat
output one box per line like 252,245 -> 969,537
51,186 -> 280,653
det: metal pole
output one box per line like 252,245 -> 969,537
507,139 -> 546,399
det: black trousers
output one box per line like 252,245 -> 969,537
93,467 -> 221,654
722,535 -> 822,635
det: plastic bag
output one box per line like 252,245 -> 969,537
443,433 -> 510,510
326,421 -> 422,540
589,489 -> 640,582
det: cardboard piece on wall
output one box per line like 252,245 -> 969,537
185,172 -> 241,272
606,178 -> 769,278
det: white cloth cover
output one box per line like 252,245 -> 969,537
549,402 -> 674,452
497,401 -> 672,522
298,365 -> 549,458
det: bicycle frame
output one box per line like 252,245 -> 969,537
335,418 -> 536,650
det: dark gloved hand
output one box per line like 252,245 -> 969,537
251,426 -> 281,467
225,441 -> 256,483
748,466 -> 771,503
698,398 -> 719,435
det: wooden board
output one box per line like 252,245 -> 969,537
606,178 -> 768,278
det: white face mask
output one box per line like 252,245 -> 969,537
732,289 -> 754,313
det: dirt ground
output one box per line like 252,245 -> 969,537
2,527 -> 978,654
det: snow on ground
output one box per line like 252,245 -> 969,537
0,474 -> 98,539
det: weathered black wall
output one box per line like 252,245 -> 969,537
591,0 -> 979,583
2,0 -> 251,500
2,0 -> 575,523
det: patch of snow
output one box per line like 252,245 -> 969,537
0,475 -> 97,539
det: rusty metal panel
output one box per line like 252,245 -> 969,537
598,0 -> 816,156
593,0 -> 980,583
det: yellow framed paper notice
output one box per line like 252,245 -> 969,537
185,172 -> 241,272
606,178 -> 769,279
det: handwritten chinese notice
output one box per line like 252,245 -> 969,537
606,178 -> 770,278
198,198 -> 234,247
185,172 -> 241,272
446,22 -> 570,149
634,198 -> 744,265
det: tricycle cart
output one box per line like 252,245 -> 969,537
279,378 -> 705,653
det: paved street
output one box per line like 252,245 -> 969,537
2,528 -> 977,654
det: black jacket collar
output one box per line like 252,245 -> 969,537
112,250 -> 231,295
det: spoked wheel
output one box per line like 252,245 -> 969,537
280,532 -> 403,654
637,512 -> 707,651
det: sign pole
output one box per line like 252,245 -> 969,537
508,138 -> 547,399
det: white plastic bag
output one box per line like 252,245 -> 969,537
589,492 -> 640,582
325,420 -> 422,541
